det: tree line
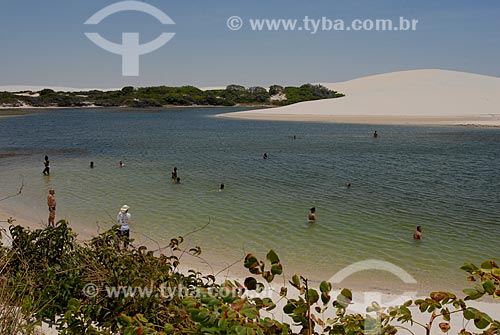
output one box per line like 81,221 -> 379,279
0,84 -> 344,108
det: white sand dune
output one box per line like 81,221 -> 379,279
199,86 -> 226,91
219,69 -> 500,126
0,85 -> 116,92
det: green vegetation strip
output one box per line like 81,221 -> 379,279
0,84 -> 344,108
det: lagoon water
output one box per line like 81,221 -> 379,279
1,107 -> 499,293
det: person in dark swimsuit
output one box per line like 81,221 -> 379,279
171,167 -> 178,180
43,155 -> 50,175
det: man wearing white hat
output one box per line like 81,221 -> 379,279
117,205 -> 131,249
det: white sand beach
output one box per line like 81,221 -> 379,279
218,69 -> 500,127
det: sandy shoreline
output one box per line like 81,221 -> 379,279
218,112 -> 500,127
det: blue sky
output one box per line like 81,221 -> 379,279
1,0 -> 499,88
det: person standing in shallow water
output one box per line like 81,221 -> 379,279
47,188 -> 56,227
171,167 -> 177,181
117,205 -> 131,249
373,131 -> 378,138
413,226 -> 423,240
43,155 -> 50,175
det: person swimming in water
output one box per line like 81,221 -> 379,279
219,183 -> 225,191
119,160 -> 125,167
175,177 -> 181,184
373,131 -> 378,138
90,161 -> 94,168
263,153 -> 268,160
308,207 -> 316,223
413,226 -> 423,240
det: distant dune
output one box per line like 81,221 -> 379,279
219,69 -> 500,126
0,85 -> 227,93
0,85 -> 116,92
199,86 -> 226,91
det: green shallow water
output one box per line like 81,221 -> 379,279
0,108 -> 499,293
